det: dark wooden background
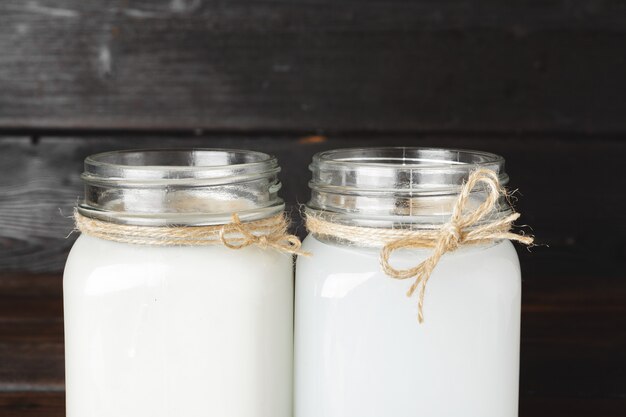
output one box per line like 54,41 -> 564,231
0,1 -> 625,416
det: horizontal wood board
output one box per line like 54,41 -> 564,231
0,135 -> 624,415
1,1 -> 626,132
1,135 -> 624,279
0,272 -> 624,416
1,1 -> 625,415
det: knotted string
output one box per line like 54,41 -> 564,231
380,169 -> 533,322
306,168 -> 534,323
219,213 -> 308,255
74,211 -> 308,255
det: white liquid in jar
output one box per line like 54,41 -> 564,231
295,236 -> 521,417
64,234 -> 293,417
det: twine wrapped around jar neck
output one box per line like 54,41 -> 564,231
306,168 -> 534,323
75,211 -> 308,256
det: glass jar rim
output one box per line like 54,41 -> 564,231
83,148 -> 280,186
313,146 -> 504,169
78,148 -> 285,226
309,147 -> 507,195
306,147 -> 511,229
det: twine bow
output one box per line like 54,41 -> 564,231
380,168 -> 534,323
219,213 -> 308,255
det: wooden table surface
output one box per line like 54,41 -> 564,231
0,271 -> 624,417
0,137 -> 624,416
0,138 -> 625,416
0,1 -> 625,415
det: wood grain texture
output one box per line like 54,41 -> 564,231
1,134 -> 624,413
1,1 -> 626,132
0,2 -> 624,414
1,393 -> 624,417
0,138 -> 81,272
1,135 -> 625,277
0,273 -> 624,416
0,274 -> 64,391
0,392 -> 65,417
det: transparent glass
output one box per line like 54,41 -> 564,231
79,148 -> 284,225
65,149 -> 293,417
295,147 -> 522,417
307,147 -> 511,229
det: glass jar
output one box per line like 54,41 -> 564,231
295,148 -> 523,417
64,149 -> 293,417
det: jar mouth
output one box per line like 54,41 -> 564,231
314,147 -> 503,167
79,149 -> 284,226
307,147 -> 511,228
310,147 -> 507,195
83,148 -> 280,186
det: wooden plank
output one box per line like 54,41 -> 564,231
0,392 -> 65,417
1,1 -> 626,132
0,137 -> 80,273
0,274 -> 64,391
0,272 -> 624,415
521,310 -> 626,400
1,135 -> 625,276
0,392 -> 624,417
520,397 -> 626,417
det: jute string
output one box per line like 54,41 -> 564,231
306,168 -> 534,323
75,211 -> 308,255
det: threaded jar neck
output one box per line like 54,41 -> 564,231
79,149 -> 285,226
306,147 -> 512,229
